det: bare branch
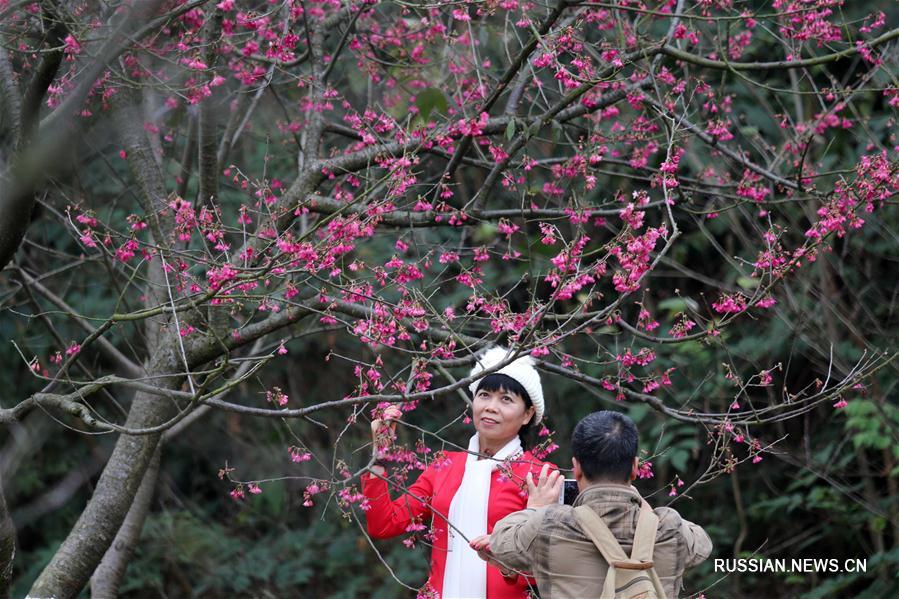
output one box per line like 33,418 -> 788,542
17,268 -> 143,379
659,28 -> 899,71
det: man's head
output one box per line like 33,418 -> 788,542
571,411 -> 639,486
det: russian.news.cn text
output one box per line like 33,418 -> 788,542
714,558 -> 866,574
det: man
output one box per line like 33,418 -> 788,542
473,410 -> 712,598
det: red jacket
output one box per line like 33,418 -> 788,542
362,450 -> 553,598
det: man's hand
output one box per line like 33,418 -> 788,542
526,463 -> 563,508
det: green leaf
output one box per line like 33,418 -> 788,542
628,403 -> 650,423
737,276 -> 759,290
551,120 -> 562,143
658,297 -> 698,313
414,88 -> 448,122
473,222 -> 498,242
668,448 -> 689,472
505,119 -> 516,140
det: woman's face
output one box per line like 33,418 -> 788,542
472,386 -> 535,446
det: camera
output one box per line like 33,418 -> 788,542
559,479 -> 578,505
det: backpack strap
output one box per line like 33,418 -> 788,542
573,505 -> 634,599
575,504 -> 667,599
630,505 -> 659,563
632,505 -> 669,598
573,505 -> 630,562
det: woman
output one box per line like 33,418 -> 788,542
361,347 -> 556,599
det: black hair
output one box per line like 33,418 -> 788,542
475,373 -> 535,449
571,411 -> 638,482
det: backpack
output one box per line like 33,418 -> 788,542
573,504 -> 668,599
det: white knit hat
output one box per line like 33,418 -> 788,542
468,346 -> 545,424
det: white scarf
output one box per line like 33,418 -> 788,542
442,433 -> 522,599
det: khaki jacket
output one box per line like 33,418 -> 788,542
489,483 -> 712,598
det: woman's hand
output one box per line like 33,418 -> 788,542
525,463 -> 563,508
469,534 -> 492,562
469,535 -> 515,579
368,405 -> 402,476
371,404 -> 403,452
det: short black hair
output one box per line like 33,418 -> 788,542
475,373 -> 535,448
571,411 -> 638,482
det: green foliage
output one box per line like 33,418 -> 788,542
843,400 -> 899,459
797,548 -> 899,599
119,507 -> 428,597
12,545 -> 62,599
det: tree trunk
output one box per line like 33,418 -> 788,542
25,70 -> 192,599
90,445 -> 161,598
0,472 -> 14,599
27,355 -> 179,598
0,45 -> 21,150
197,11 -> 223,207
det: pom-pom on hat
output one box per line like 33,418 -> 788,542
468,346 -> 545,424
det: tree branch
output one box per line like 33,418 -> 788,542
440,0 -> 571,185
642,95 -> 801,191
17,268 -> 143,379
659,27 -> 899,71
19,0 -> 68,147
0,0 -> 172,273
